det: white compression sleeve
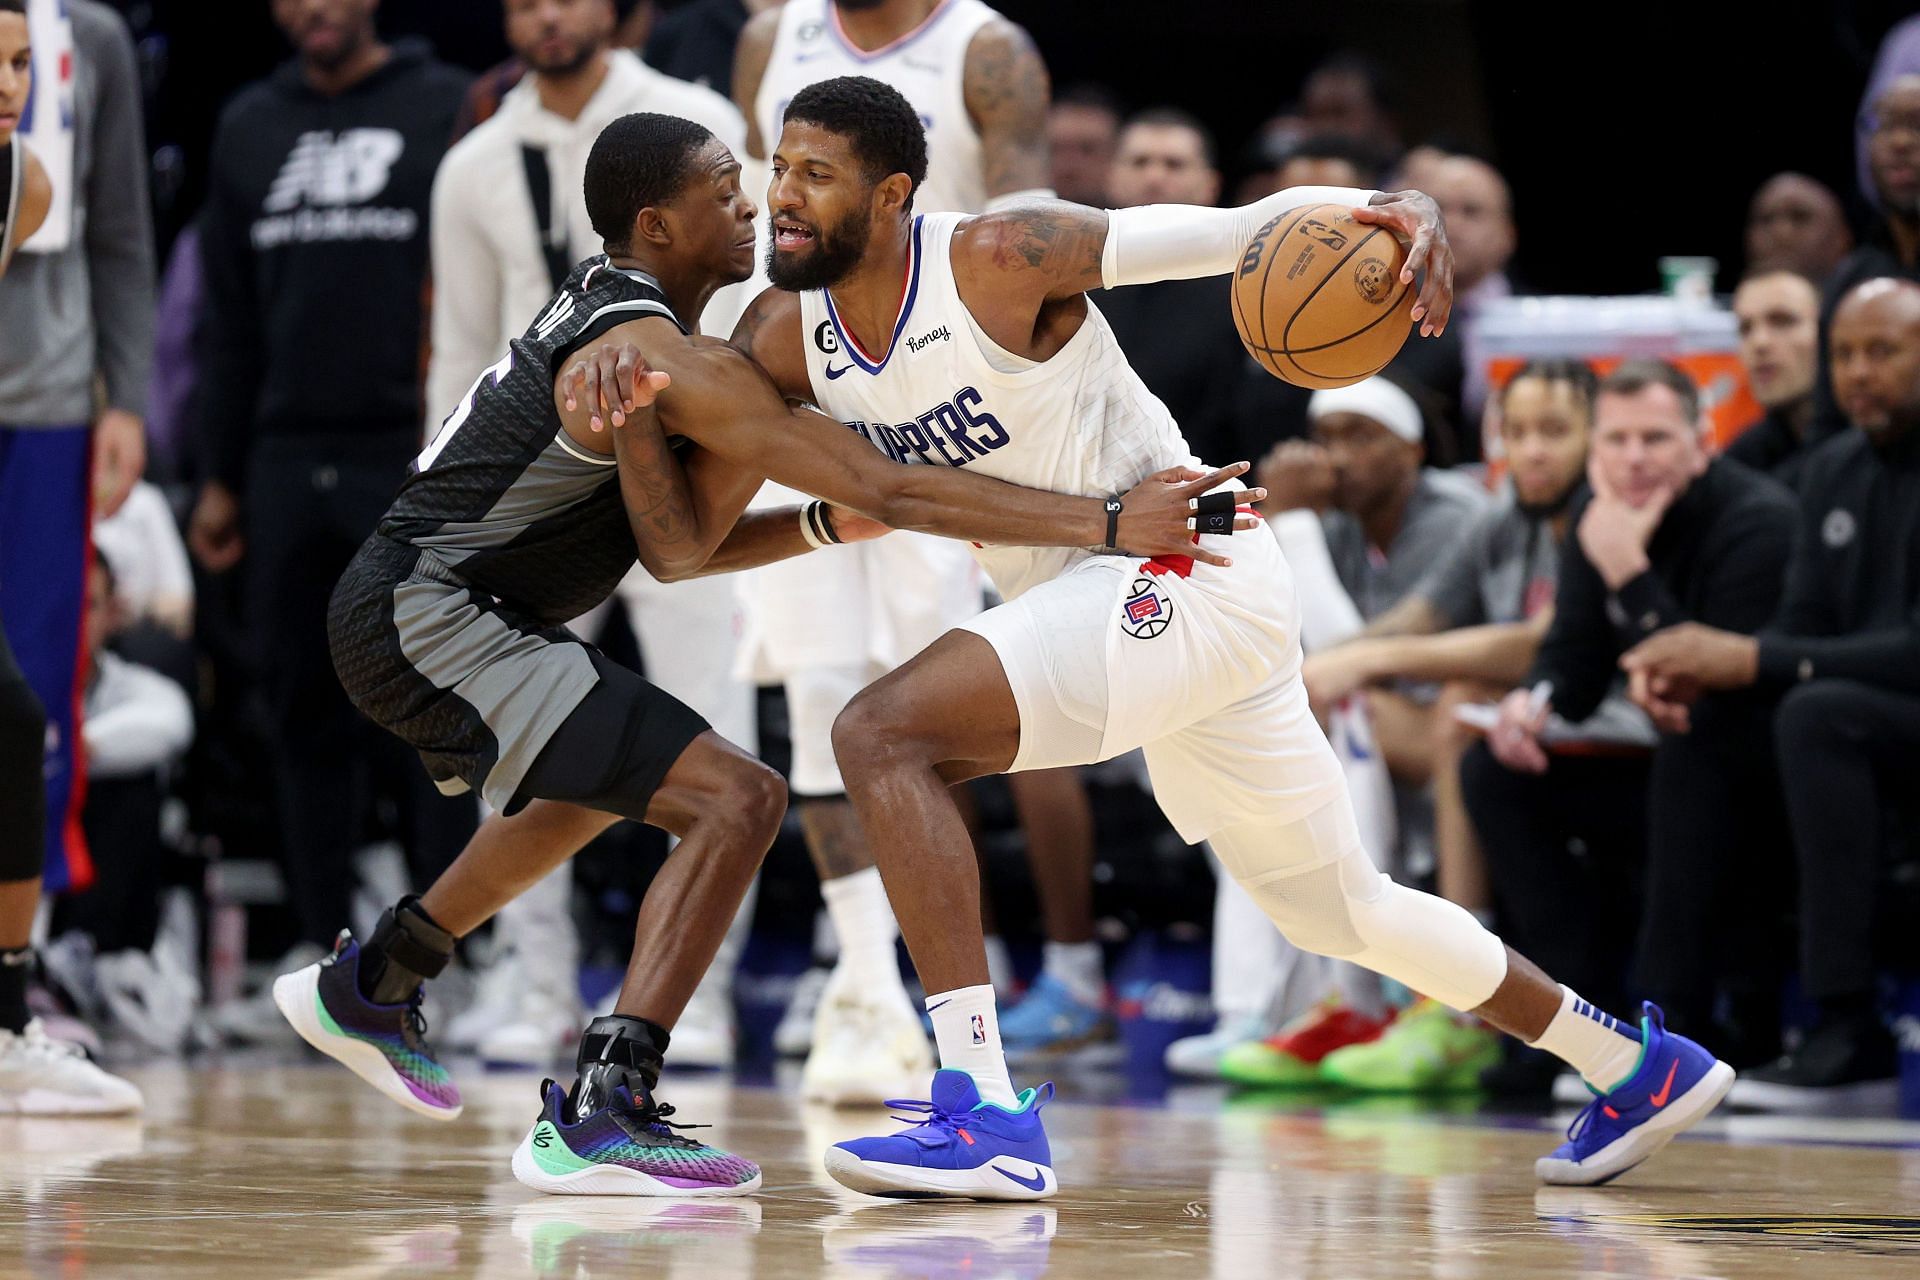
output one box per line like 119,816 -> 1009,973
1099,185 -> 1379,289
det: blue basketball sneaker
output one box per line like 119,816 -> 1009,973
999,976 -> 1116,1063
1536,1003 -> 1734,1186
824,1069 -> 1057,1200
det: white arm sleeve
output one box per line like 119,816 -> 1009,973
1099,185 -> 1378,289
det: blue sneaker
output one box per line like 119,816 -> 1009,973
1536,1003 -> 1735,1186
999,976 -> 1115,1063
824,1069 -> 1057,1200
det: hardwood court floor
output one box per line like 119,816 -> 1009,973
5,1061 -> 1920,1278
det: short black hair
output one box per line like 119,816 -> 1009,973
784,76 -> 929,211
1503,358 -> 1597,409
1122,107 -> 1218,169
1597,358 -> 1700,422
1272,130 -> 1390,186
1054,82 -> 1122,120
0,2 -> 25,16
1308,50 -> 1400,115
584,112 -> 716,253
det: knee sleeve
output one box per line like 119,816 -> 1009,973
0,672 -> 46,881
1211,800 -> 1508,1012
786,664 -> 867,797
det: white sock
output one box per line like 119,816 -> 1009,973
1042,941 -> 1104,1008
822,868 -> 899,981
810,908 -> 838,966
925,984 -> 1018,1108
1528,985 -> 1645,1092
982,935 -> 1016,999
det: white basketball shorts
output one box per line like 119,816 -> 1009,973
958,520 -> 1346,851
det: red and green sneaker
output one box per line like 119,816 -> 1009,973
1319,999 -> 1500,1092
1219,1001 -> 1394,1087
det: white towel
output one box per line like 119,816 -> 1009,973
18,0 -> 75,254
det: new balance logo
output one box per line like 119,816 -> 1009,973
253,128 -> 417,249
265,129 -> 405,212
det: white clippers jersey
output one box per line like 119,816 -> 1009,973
799,213 -> 1198,601
755,0 -> 995,215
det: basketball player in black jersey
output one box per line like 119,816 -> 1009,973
274,110 -> 1257,1196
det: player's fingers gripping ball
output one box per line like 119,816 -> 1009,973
1232,203 -> 1415,389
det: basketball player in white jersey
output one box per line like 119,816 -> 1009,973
733,0 -> 1109,1101
577,77 -> 1736,1198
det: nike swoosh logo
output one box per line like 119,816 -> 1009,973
996,1164 -> 1047,1192
1648,1060 -> 1680,1108
925,999 -> 951,1013
824,363 -> 853,379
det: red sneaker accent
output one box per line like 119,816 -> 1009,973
1648,1060 -> 1679,1108
957,1129 -> 975,1146
1261,1006 -> 1393,1065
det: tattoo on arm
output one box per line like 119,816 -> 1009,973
966,20 -> 1051,197
610,413 -> 703,570
982,204 -> 1109,298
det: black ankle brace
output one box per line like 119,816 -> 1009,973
571,1014 -> 671,1113
0,945 -> 30,1034
359,897 -> 455,1005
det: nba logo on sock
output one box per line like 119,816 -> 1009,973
971,1014 -> 985,1045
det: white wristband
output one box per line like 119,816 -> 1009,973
798,504 -> 828,550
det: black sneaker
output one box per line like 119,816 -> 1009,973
1728,1018 -> 1898,1113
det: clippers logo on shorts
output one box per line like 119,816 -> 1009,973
1121,578 -> 1175,640
970,1013 -> 986,1045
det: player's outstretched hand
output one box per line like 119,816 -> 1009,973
1351,190 -> 1454,338
1118,462 -> 1265,567
558,339 -> 672,432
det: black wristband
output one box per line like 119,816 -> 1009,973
1104,497 -> 1123,550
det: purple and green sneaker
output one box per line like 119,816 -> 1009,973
1536,1002 -> 1735,1186
511,1078 -> 762,1196
272,931 -> 461,1121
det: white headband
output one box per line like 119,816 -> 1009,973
1306,377 -> 1423,445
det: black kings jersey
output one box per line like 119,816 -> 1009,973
379,257 -> 683,624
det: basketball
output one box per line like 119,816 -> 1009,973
1230,203 -> 1415,389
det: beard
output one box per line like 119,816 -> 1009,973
766,206 -> 873,291
526,36 -> 600,77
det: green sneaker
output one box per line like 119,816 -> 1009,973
1319,1000 -> 1500,1092
1219,1001 -> 1392,1087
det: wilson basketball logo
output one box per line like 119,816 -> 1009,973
1121,579 -> 1175,639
